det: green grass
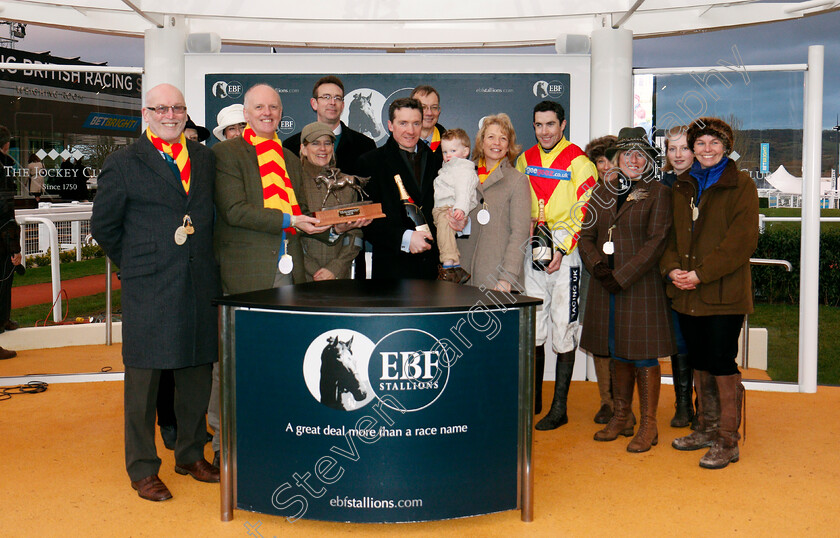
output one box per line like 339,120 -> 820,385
750,302 -> 840,386
14,257 -> 114,287
11,290 -> 120,328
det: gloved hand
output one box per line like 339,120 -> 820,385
592,262 -> 612,281
601,272 -> 622,294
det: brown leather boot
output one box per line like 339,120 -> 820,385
700,373 -> 743,469
627,363 -> 660,453
594,359 -> 636,441
672,370 -> 719,451
593,355 -> 613,424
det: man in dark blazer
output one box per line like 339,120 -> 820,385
91,83 -> 220,502
283,76 -> 377,279
283,76 -> 376,176
357,97 -> 442,280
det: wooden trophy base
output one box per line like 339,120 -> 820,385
314,201 -> 385,226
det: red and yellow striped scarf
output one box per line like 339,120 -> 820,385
477,158 -> 500,184
243,125 -> 301,233
147,128 -> 191,194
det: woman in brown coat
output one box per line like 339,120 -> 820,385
579,127 -> 675,453
297,122 -> 370,281
660,117 -> 758,469
457,114 -> 531,292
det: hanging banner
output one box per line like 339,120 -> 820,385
204,73 -> 572,149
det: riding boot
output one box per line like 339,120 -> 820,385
593,355 -> 613,424
670,354 -> 694,428
672,370 -> 719,451
594,360 -> 636,441
700,373 -> 744,469
534,346 -> 545,415
535,359 -> 574,430
627,363 -> 661,452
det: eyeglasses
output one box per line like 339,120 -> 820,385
422,105 -> 441,112
146,105 -> 187,115
316,94 -> 344,103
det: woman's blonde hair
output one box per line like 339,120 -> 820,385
661,125 -> 690,172
472,113 -> 522,166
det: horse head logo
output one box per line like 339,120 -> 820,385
319,335 -> 368,410
348,92 -> 382,139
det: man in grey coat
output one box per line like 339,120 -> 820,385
91,83 -> 221,502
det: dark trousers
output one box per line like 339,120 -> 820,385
124,363 -> 212,481
156,370 -> 177,428
0,253 -> 14,323
677,313 -> 745,376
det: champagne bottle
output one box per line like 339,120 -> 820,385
393,174 -> 431,233
532,199 -> 553,270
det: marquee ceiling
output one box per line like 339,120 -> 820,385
0,0 -> 837,49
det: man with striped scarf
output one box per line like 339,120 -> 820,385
213,83 -> 329,294
211,84 -> 330,467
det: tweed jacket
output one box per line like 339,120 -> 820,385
660,159 -> 759,316
213,136 -> 310,294
91,135 -> 220,369
297,160 -> 363,280
457,160 -> 531,292
579,176 -> 676,360
284,122 -> 376,176
357,135 -> 442,280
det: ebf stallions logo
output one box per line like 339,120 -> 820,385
533,79 -> 564,99
302,328 -> 452,413
212,80 -> 243,99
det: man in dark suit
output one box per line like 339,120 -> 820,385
410,85 -> 446,154
91,83 -> 220,502
283,76 -> 376,279
357,97 -> 442,280
283,76 -> 376,176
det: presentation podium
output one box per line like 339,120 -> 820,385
215,279 -> 541,523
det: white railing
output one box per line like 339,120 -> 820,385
758,213 -> 840,232
15,202 -> 94,322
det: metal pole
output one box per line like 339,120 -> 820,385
220,305 -> 235,522
798,45 -> 823,394
518,305 -> 536,523
105,257 -> 112,346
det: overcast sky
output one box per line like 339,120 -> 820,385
11,9 -> 840,129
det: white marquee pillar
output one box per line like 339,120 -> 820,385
143,15 -> 187,95
589,27 -> 633,138
798,45 -> 823,393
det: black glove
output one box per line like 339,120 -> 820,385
601,272 -> 622,294
592,262 -> 612,281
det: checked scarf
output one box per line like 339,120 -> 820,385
243,125 -> 301,233
147,128 -> 191,194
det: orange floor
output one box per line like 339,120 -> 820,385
1,351 -> 838,537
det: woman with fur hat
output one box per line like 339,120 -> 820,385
297,122 -> 371,281
578,127 -> 675,453
660,117 -> 758,469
